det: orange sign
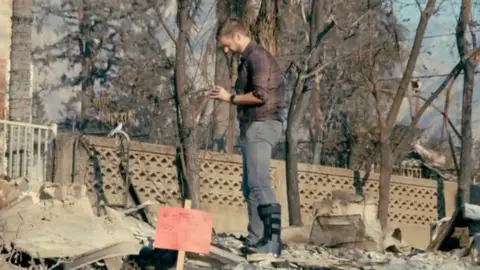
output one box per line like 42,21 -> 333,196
153,207 -> 213,254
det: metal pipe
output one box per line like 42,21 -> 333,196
7,124 -> 11,176
43,129 -> 48,177
36,128 -> 41,176
15,126 -> 20,177
22,126 -> 27,177
0,119 -> 56,129
30,126 -> 34,178
72,135 -> 80,184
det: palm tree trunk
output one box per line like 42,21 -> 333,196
9,0 -> 33,122
8,0 -> 33,178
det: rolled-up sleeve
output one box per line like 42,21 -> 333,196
247,52 -> 270,103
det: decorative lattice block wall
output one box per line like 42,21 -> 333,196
82,138 -> 181,208
296,164 -> 442,227
81,136 -> 288,233
70,135 -> 456,248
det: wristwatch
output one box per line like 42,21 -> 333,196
230,94 -> 236,104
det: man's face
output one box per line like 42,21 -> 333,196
218,33 -> 241,54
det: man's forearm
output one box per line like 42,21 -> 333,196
230,92 -> 264,105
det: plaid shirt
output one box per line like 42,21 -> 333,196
234,42 -> 286,129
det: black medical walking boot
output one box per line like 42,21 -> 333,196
242,203 -> 282,257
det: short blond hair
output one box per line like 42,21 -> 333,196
216,18 -> 248,38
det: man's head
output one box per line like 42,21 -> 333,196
216,18 -> 251,54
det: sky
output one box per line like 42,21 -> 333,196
33,0 -> 480,138
393,0 -> 480,138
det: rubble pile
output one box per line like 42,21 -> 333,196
210,234 -> 477,270
0,178 -> 478,270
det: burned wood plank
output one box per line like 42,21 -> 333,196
426,209 -> 467,252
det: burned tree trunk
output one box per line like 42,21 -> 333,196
309,0 -> 326,165
77,1 -> 95,120
174,0 -> 201,209
285,0 -> 327,226
286,73 -> 309,226
377,134 -> 393,226
456,0 -> 474,208
251,0 -> 279,56
376,0 -> 436,228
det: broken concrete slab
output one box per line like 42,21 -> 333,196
103,257 -> 125,270
312,190 -> 410,252
0,191 -> 152,258
309,214 -> 365,249
0,179 -> 20,210
464,203 -> 480,221
280,226 -> 311,244
0,182 -> 248,270
207,245 -> 247,265
62,242 -> 142,270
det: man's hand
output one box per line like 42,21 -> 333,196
209,86 -> 231,102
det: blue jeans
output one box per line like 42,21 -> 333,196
241,120 -> 283,244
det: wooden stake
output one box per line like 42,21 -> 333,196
176,199 -> 192,270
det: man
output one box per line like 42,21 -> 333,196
209,18 -> 286,257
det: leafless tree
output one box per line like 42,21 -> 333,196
34,1 -> 176,141
282,0 -> 405,226
251,0 -> 279,56
369,0 -> 480,228
456,0 -> 480,207
32,0 -> 480,221
173,0 -> 202,208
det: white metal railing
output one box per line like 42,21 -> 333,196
0,120 -> 57,181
